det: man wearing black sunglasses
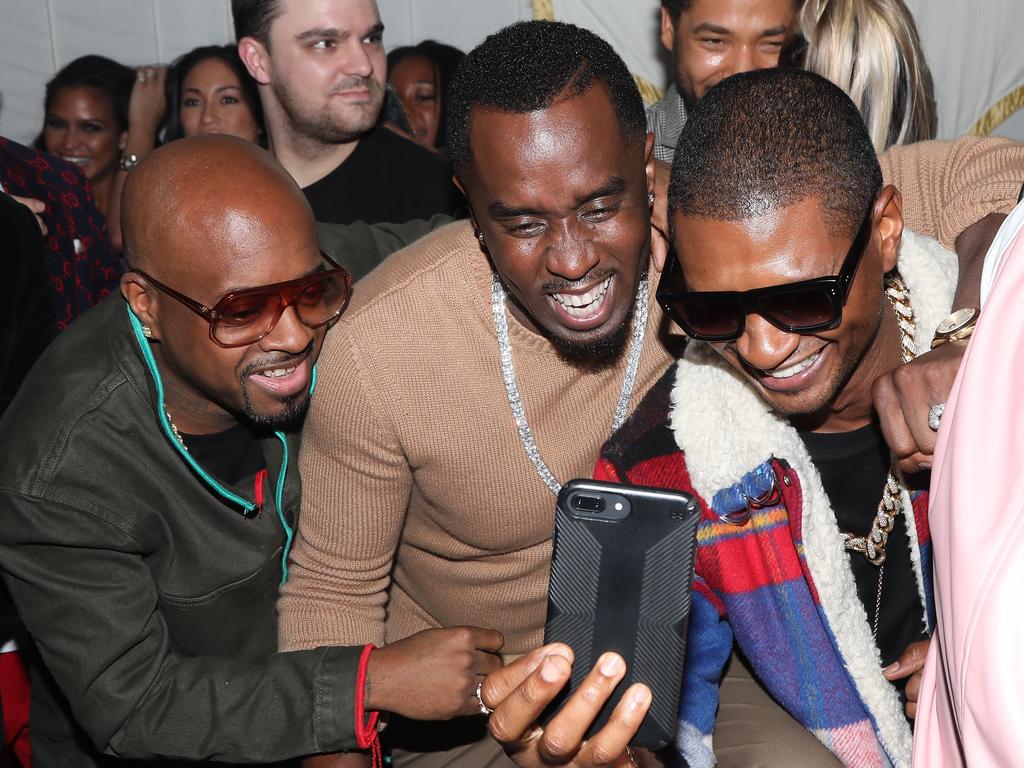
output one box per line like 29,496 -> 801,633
588,69 -> 951,767
0,135 -> 504,767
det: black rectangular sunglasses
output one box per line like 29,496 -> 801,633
656,204 -> 875,343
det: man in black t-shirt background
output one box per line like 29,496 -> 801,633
234,0 -> 461,225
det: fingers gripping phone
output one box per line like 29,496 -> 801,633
542,479 -> 700,750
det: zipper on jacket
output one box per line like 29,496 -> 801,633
127,304 -> 305,585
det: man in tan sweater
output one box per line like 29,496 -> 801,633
282,20 -> 1024,768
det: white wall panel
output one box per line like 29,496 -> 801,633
0,0 -> 55,146
905,0 -> 1024,138
996,109 -> 1024,143
553,1 -> 669,94
378,0 -> 415,51
155,0 -> 234,64
378,0 -> 532,53
50,0 -> 159,67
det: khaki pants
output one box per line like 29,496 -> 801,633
714,652 -> 841,768
389,651 -> 841,767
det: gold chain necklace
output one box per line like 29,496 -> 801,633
839,273 -> 915,639
166,410 -> 189,452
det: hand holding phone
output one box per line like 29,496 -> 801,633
542,479 -> 700,750
481,643 -> 652,768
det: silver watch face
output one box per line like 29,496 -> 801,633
936,307 -> 977,335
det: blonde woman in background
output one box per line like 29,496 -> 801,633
798,0 -> 938,151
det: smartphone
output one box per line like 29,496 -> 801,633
542,479 -> 700,750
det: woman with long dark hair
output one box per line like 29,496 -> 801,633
164,45 -> 264,145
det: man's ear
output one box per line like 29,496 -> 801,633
238,37 -> 271,86
875,184 -> 904,274
644,132 -> 656,198
121,272 -> 160,340
659,7 -> 677,53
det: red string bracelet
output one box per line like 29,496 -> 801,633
355,643 -> 382,768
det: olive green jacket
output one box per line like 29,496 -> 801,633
0,295 -> 361,766
317,214 -> 453,282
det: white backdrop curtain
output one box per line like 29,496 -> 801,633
1,0 -> 1022,146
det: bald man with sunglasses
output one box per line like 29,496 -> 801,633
0,135 -> 502,767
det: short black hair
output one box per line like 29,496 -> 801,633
668,68 -> 882,239
446,20 -> 646,177
34,55 -> 135,149
660,0 -> 693,18
231,0 -> 281,46
661,0 -> 803,21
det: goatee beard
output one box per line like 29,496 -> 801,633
242,390 -> 310,432
548,271 -> 646,369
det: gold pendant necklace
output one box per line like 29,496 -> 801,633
840,273 -> 915,639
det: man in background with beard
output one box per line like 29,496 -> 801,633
234,0 -> 461,225
647,0 -> 799,162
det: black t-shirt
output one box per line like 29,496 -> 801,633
302,123 -> 463,225
799,423 -> 928,686
180,422 -> 266,487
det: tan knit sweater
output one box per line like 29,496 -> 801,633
280,135 -> 1024,657
282,221 -> 681,655
879,135 -> 1024,250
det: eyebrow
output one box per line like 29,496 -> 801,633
693,22 -> 789,37
488,177 -> 628,219
295,21 -> 384,42
182,84 -> 242,94
695,22 -> 734,36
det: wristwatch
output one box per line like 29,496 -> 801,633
120,153 -> 142,172
931,307 -> 979,348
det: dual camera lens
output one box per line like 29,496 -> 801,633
570,494 -> 606,513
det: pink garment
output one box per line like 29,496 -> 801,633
913,225 -> 1024,766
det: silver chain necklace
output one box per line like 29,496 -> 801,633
492,273 -> 649,495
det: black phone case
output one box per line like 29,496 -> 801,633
542,479 -> 700,750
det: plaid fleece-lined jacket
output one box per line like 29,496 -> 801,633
590,226 -> 959,768
595,366 -> 935,768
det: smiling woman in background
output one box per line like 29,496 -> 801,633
35,55 -> 134,223
35,54 -> 165,250
164,45 -> 264,144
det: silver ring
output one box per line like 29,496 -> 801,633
474,681 -> 493,716
647,192 -> 655,207
625,746 -> 640,767
928,402 -> 946,431
137,72 -> 146,82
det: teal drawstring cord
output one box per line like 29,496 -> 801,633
126,303 -> 309,586
275,360 -> 318,585
126,304 -> 256,513
273,432 -> 293,586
